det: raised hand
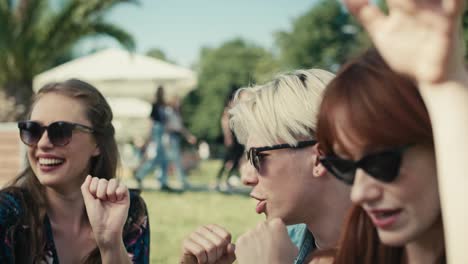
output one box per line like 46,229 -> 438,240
344,0 -> 465,83
235,219 -> 298,264
180,224 -> 236,264
81,176 -> 130,250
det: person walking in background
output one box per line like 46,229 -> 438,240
165,96 -> 197,190
134,85 -> 171,191
215,90 -> 245,191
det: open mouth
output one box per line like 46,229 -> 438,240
368,209 -> 402,229
255,200 -> 267,214
38,158 -> 65,168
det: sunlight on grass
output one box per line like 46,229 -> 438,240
142,191 -> 262,263
139,159 -> 262,263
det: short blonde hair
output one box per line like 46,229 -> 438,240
229,69 -> 334,146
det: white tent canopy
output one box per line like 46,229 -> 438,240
33,48 -> 197,100
33,48 -> 197,141
106,97 -> 151,118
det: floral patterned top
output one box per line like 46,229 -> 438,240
0,188 -> 150,263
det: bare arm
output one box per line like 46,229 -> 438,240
100,242 -> 132,264
81,176 -> 132,264
418,77 -> 468,263
343,0 -> 468,262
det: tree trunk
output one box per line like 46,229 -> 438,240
3,78 -> 34,120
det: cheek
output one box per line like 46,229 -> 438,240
67,139 -> 98,164
27,147 -> 36,164
399,154 -> 440,220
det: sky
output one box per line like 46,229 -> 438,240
78,0 -> 321,67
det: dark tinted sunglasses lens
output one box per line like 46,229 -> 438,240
48,122 -> 73,146
19,122 -> 42,145
362,151 -> 403,182
253,154 -> 261,171
321,157 -> 355,184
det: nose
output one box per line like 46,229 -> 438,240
350,168 -> 382,205
240,162 -> 259,187
36,129 -> 53,149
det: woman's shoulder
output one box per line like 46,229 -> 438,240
126,189 -> 149,225
123,189 -> 149,245
128,189 -> 147,210
0,187 -> 27,226
308,256 -> 334,264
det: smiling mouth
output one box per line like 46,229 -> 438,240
38,158 -> 65,167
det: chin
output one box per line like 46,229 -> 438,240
33,168 -> 67,187
377,229 -> 412,247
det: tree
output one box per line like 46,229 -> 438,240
146,47 -> 176,64
182,39 -> 278,145
275,0 -> 369,71
0,0 -> 137,119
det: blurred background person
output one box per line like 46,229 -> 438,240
134,85 -> 171,191
215,89 -> 245,191
165,96 -> 197,190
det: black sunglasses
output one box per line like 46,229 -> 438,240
18,121 -> 94,147
246,140 -> 317,171
319,145 -> 411,185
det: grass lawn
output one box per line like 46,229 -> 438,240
137,160 -> 263,263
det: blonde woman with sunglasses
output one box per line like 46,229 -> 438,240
180,70 -> 352,264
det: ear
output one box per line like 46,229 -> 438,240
312,143 -> 327,178
92,144 -> 101,157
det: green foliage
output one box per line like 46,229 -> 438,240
463,9 -> 468,61
275,0 -> 369,71
146,47 -> 176,64
182,39 -> 279,144
0,0 -> 137,119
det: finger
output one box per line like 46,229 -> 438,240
219,243 -> 236,264
205,224 -> 232,243
387,0 -> 418,12
89,176 -> 100,198
358,4 -> 386,36
106,179 -> 118,202
96,178 -> 109,200
179,253 -> 198,264
182,237 -> 208,264
344,0 -> 369,16
200,225 -> 230,259
80,175 -> 94,201
191,231 -> 218,264
268,218 -> 289,237
345,0 -> 385,35
115,183 -> 129,202
268,218 -> 286,228
443,0 -> 464,15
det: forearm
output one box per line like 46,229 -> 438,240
100,240 -> 132,264
418,72 -> 468,264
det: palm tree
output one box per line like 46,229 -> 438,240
0,0 -> 138,119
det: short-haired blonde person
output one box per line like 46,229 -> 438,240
179,69 -> 351,264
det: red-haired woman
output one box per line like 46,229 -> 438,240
315,0 -> 468,263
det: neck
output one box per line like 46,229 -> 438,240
404,217 -> 445,264
45,187 -> 88,233
304,181 -> 351,249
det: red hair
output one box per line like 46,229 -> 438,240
317,48 -> 433,157
316,48 -> 443,263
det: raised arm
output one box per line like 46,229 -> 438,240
343,0 -> 468,262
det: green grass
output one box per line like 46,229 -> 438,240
138,160 -> 263,263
